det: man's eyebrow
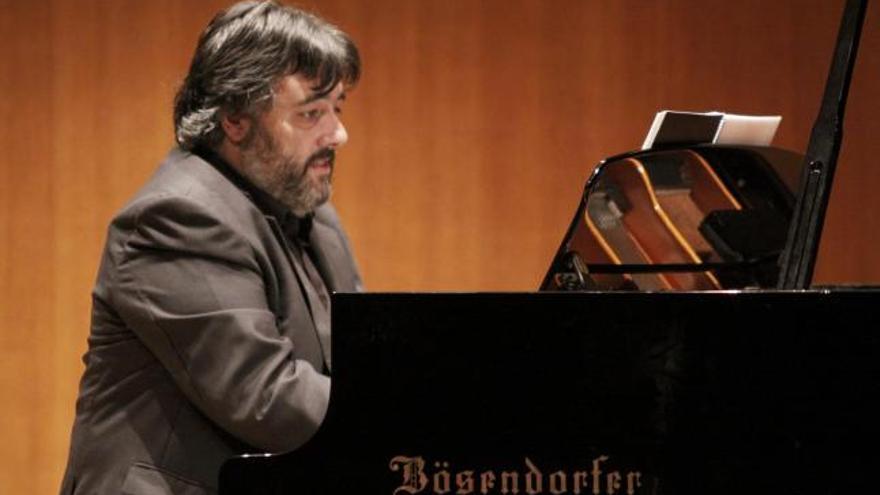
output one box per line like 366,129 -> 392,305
297,91 -> 347,107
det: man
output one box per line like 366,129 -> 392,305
60,2 -> 362,493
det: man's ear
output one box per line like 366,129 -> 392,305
220,112 -> 252,145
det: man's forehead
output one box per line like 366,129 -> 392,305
273,75 -> 345,106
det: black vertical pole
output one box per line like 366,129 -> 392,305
777,0 -> 867,289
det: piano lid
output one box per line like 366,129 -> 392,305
541,0 -> 867,292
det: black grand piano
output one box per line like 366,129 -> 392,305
220,2 -> 878,493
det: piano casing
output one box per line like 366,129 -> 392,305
221,290 -> 880,494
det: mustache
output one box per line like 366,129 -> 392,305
306,148 -> 336,167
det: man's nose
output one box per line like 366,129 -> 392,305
319,113 -> 348,149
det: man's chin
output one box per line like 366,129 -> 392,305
314,186 -> 332,208
286,186 -> 331,216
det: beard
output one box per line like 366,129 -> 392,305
237,123 -> 334,217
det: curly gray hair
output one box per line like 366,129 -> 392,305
173,1 -> 360,150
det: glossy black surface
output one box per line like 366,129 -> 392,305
220,290 -> 880,494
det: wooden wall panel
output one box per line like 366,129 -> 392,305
1,2 -> 56,492
321,0 -> 880,290
0,0 -> 877,491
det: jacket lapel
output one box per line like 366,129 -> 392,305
309,220 -> 359,293
265,216 -> 332,372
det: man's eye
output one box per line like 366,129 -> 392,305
299,109 -> 324,122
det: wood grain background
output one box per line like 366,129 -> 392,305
1,0 -> 878,491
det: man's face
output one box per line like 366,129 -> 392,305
238,74 -> 348,216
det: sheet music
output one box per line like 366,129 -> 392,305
714,114 -> 782,146
642,110 -> 781,149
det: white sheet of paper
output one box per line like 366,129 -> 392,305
713,114 -> 782,146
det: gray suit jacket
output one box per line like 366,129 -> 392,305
60,149 -> 362,494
